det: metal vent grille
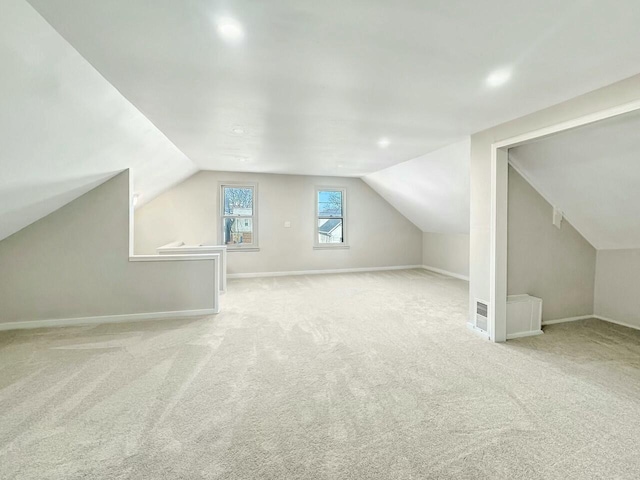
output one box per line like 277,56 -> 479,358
476,301 -> 488,332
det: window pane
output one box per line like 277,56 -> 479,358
224,187 -> 253,215
318,190 -> 342,217
317,218 -> 343,244
223,217 -> 254,245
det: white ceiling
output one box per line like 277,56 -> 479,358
0,0 -> 197,241
4,0 -> 640,242
26,0 -> 640,177
509,109 -> 640,250
364,138 -> 470,233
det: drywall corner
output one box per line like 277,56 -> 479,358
422,232 -> 470,279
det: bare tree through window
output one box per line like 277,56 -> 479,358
317,189 -> 345,245
221,185 -> 256,247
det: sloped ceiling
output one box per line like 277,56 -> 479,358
5,0 -> 640,242
509,109 -> 640,250
364,138 -> 470,233
0,0 -> 198,241
26,0 -> 640,177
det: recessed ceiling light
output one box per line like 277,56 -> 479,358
232,127 -> 245,135
486,68 -> 512,87
377,138 -> 390,148
337,164 -> 344,168
238,157 -> 248,163
216,18 -> 244,43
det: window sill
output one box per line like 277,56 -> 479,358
313,244 -> 350,250
227,247 -> 260,252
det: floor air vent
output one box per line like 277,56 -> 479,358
476,300 -> 488,332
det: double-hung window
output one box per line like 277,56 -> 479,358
315,187 -> 347,248
220,183 -> 258,250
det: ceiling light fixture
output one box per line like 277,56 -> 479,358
377,138 -> 390,148
486,68 -> 512,87
216,18 -> 245,43
232,127 -> 245,135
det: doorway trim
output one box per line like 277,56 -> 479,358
489,99 -> 640,342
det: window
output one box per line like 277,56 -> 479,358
220,183 -> 258,249
315,187 -> 347,248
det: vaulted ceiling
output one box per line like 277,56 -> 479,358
364,139 -> 470,233
26,0 -> 640,177
2,0 -> 640,241
509,109 -> 640,250
0,0 -> 197,241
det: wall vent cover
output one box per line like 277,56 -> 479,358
476,300 -> 488,332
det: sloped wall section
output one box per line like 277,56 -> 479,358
363,139 -> 471,278
0,0 -> 197,243
508,166 -> 596,321
0,170 -> 218,329
363,139 -> 470,234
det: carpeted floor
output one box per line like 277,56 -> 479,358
2,269 -> 640,479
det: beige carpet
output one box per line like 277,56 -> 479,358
2,269 -> 640,479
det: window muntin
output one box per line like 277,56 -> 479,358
316,188 -> 346,246
221,184 -> 257,248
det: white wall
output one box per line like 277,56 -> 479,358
363,139 -> 470,234
595,249 -> 640,328
0,0 -> 197,243
509,110 -> 640,250
422,233 -> 469,279
362,138 -> 471,281
0,171 -> 217,325
508,167 -> 596,321
470,74 -> 640,325
134,171 -> 423,274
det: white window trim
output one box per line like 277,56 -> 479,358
219,181 -> 259,251
314,186 -> 349,249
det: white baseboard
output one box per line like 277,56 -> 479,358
0,309 -> 217,332
467,322 -> 490,339
594,315 -> 640,332
541,314 -> 640,332
542,315 -> 593,326
507,329 -> 544,340
227,265 -> 423,279
421,265 -> 470,282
